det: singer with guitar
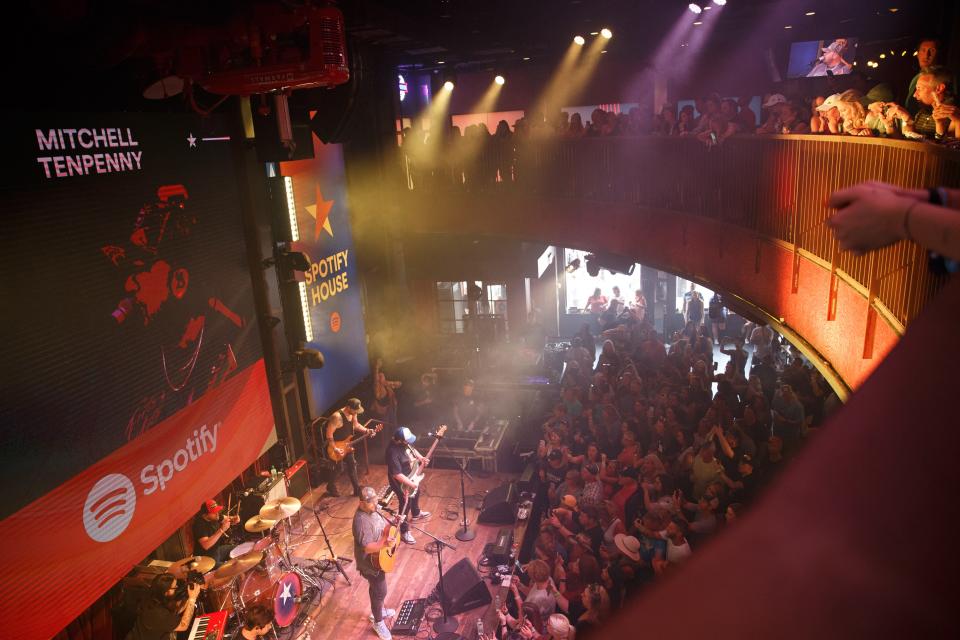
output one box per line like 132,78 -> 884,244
353,486 -> 398,640
385,427 -> 434,545
324,398 -> 379,498
193,499 -> 240,565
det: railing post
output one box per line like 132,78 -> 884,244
863,251 -> 878,359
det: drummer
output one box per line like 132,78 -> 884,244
193,499 -> 240,565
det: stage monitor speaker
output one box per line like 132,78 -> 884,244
477,481 -> 516,525
437,558 -> 492,615
285,459 -> 311,500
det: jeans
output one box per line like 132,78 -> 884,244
396,490 -> 421,534
327,451 -> 361,495
364,570 -> 388,623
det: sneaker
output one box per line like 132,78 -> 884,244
371,619 -> 392,640
369,608 -> 397,622
401,531 -> 416,545
411,511 -> 431,521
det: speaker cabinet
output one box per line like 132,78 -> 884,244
477,481 -> 517,524
437,557 -> 492,615
285,459 -> 311,500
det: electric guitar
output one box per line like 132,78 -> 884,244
407,425 -> 446,498
326,419 -> 382,462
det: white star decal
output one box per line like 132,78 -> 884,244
187,133 -> 197,148
280,581 -> 293,605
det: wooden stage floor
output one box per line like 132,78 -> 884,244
275,464 -> 515,640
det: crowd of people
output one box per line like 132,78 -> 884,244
400,37 -> 958,190
486,298 -> 837,639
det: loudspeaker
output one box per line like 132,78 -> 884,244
477,482 -> 517,525
285,459 -> 312,500
437,558 -> 492,615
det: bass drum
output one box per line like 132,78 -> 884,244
239,561 -> 282,609
272,572 -> 302,628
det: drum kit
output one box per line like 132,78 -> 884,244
167,496 -> 332,632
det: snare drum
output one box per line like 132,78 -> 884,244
229,542 -> 256,559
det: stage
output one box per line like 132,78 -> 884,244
274,464 -> 519,640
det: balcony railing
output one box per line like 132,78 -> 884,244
400,134 -> 958,329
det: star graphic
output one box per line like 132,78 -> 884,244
304,185 -> 334,240
280,581 -> 293,605
187,133 -> 197,148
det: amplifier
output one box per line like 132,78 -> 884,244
482,528 -> 513,564
240,475 -> 287,524
285,459 -> 311,500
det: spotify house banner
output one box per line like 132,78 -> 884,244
281,135 -> 370,414
0,112 -> 275,639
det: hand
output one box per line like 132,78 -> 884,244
187,582 -> 202,600
827,183 -> 916,255
933,103 -> 958,122
555,563 -> 566,581
422,457 -> 430,467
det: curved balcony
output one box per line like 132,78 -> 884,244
396,134 -> 958,391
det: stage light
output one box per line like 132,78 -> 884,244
522,56 -> 531,61
805,11 -> 815,16
889,7 -> 898,12
600,28 -> 613,39
443,80 -> 454,91
713,0 -> 726,5
298,283 -> 314,341
283,176 -> 299,242
574,35 -> 585,45
590,31 -> 599,36
879,53 -> 885,59
693,21 -> 703,26
688,3 -> 702,14
494,75 -> 505,85
293,348 -> 325,370
784,25 -> 792,29
901,50 -> 907,56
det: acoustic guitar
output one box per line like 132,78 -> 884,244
326,420 -> 382,462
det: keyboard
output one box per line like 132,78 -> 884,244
391,598 -> 427,636
188,611 -> 227,640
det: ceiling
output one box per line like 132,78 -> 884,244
12,0 -> 952,108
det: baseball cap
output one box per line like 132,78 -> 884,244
822,40 -> 847,54
762,93 -> 787,108
394,426 -> 417,445
345,398 -> 364,413
817,93 -> 845,112
561,494 -> 578,509
204,499 -> 224,515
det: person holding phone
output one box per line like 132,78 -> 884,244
911,68 -> 958,140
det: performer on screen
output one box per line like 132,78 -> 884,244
193,499 -> 239,565
323,398 -> 373,497
353,486 -> 396,640
125,573 -> 200,640
385,427 -> 431,545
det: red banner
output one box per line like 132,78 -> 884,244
0,359 -> 274,639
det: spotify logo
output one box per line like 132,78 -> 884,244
83,474 -> 137,542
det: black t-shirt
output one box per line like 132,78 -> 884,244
385,441 -> 414,494
454,394 -> 482,427
582,524 -> 604,556
541,461 -> 569,487
125,601 -> 179,640
192,516 -> 224,554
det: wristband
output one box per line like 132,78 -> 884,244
928,187 -> 944,206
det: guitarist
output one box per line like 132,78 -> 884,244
324,398 -> 370,498
385,427 -> 432,545
353,486 -> 397,640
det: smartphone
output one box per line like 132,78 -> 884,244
710,132 -> 718,145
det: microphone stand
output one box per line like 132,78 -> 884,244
441,442 -> 476,542
313,506 -> 351,586
405,520 -> 459,634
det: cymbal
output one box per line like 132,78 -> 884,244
211,550 -> 263,581
259,496 -> 301,521
167,555 -> 215,579
245,514 -> 278,532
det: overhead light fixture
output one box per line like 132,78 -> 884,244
784,25 -> 792,29
805,11 -> 815,16
693,21 -> 703,25
437,60 -> 446,65
443,80 -> 455,91
293,348 -> 325,370
565,258 -> 581,273
889,7 -> 898,12
600,50 -> 608,54
574,35 -> 586,45
590,31 -> 599,36
283,176 -> 299,242
901,50 -> 907,56
522,56 -> 531,61
713,0 -> 726,5
879,53 -> 886,59
494,75 -> 505,85
600,28 -> 613,39
688,3 -> 703,14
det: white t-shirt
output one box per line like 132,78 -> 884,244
662,534 -> 692,564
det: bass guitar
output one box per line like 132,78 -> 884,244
326,419 -> 383,462
407,425 -> 446,498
